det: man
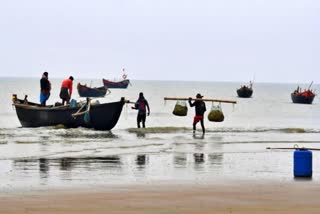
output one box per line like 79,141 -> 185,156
59,76 -> 74,105
189,93 -> 206,134
132,92 -> 150,128
40,72 -> 51,106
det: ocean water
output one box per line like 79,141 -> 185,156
0,78 -> 319,191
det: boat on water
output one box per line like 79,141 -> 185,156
237,82 -> 253,98
103,69 -> 131,89
12,94 -> 126,130
291,87 -> 316,104
77,83 -> 108,98
103,78 -> 130,89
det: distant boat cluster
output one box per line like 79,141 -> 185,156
237,81 -> 316,104
77,77 -> 130,98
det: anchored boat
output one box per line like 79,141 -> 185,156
237,82 -> 253,98
77,83 -> 108,98
102,78 -> 130,89
291,82 -> 316,104
291,89 -> 315,104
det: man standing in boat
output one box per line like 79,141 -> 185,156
59,76 -> 74,105
189,93 -> 206,134
132,92 -> 150,128
40,71 -> 51,106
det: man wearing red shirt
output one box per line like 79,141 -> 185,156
59,76 -> 74,105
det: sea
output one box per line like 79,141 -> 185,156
0,77 -> 319,191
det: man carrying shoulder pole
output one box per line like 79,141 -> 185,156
189,93 -> 206,134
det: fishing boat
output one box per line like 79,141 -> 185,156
12,94 -> 126,130
291,88 -> 315,104
102,78 -> 130,89
77,83 -> 108,98
103,69 -> 131,89
237,82 -> 253,98
291,82 -> 316,104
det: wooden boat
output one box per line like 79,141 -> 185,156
103,78 -> 130,89
291,89 -> 315,104
237,86 -> 253,98
12,94 -> 126,130
77,83 -> 107,98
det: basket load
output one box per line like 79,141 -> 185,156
172,101 -> 188,116
208,103 -> 224,122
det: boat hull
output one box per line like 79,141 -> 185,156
14,104 -> 89,128
89,101 -> 124,130
237,88 -> 253,98
77,83 -> 107,98
291,93 -> 315,104
14,99 -> 125,130
103,79 -> 130,89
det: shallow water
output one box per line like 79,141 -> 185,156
0,78 -> 319,190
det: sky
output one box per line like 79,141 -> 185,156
0,0 -> 319,83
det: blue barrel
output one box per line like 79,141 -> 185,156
294,149 -> 312,177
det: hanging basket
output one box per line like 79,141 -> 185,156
172,101 -> 188,116
208,103 -> 224,122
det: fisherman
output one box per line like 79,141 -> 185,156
40,71 -> 51,106
132,92 -> 150,128
189,93 -> 206,134
59,76 -> 74,105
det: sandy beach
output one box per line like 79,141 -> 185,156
2,79 -> 320,214
1,180 -> 320,214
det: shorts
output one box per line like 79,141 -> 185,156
40,92 -> 50,104
193,115 -> 204,124
59,87 -> 70,100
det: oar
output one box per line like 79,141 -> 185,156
164,97 -> 237,104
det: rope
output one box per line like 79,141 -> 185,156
72,99 -> 91,118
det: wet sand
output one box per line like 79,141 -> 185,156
1,181 -> 320,214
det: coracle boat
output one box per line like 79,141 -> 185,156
291,88 -> 315,104
237,85 -> 253,98
77,83 -> 108,98
12,94 -> 126,130
103,78 -> 130,89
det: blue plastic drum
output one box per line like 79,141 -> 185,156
294,149 -> 312,177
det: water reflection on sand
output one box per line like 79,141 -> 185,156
5,149 -> 226,189
0,126 -> 319,190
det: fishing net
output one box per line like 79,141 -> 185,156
172,101 -> 188,116
208,103 -> 224,122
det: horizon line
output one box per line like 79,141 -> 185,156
0,76 -> 317,85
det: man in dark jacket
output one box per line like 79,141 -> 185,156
40,72 -> 51,106
189,93 -> 206,134
132,92 -> 150,128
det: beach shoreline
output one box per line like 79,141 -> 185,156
1,180 -> 319,214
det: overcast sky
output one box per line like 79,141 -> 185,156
0,0 -> 318,83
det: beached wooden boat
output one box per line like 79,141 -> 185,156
12,94 -> 125,130
291,90 -> 315,104
77,83 -> 107,98
237,86 -> 253,98
102,78 -> 130,89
